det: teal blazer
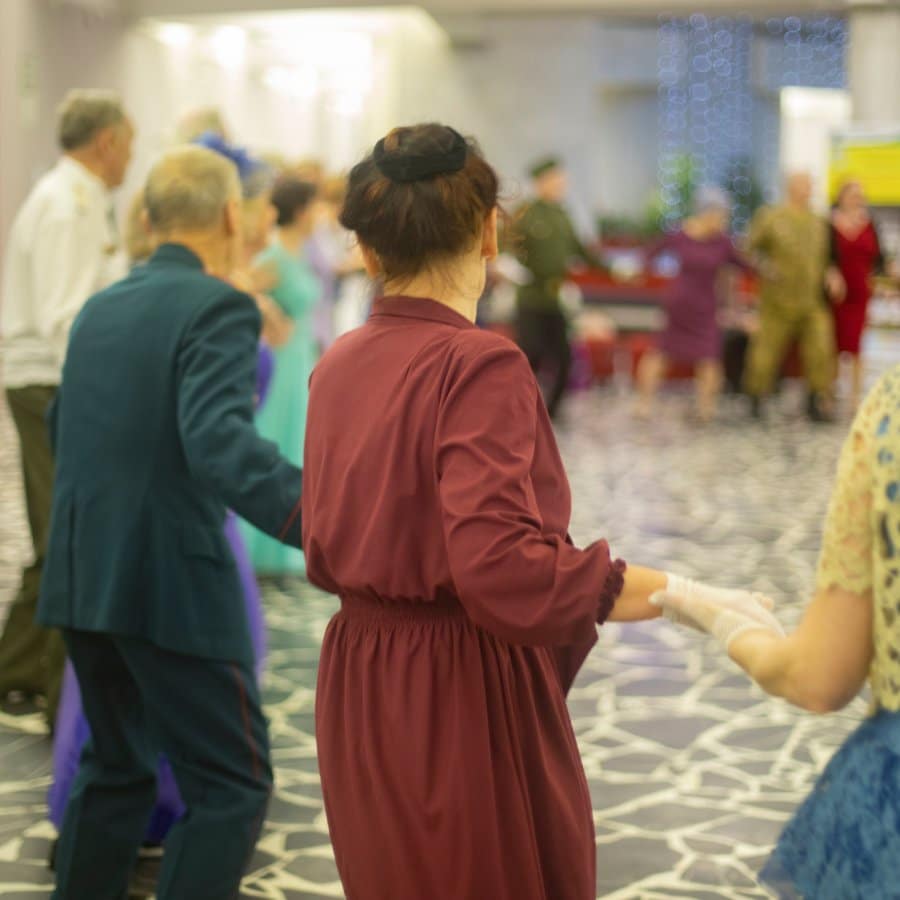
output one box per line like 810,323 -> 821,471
37,243 -> 303,663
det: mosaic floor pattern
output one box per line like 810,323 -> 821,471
1,339 -> 895,899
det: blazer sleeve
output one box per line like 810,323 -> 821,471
435,337 -> 622,647
176,289 -> 303,546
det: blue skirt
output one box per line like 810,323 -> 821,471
761,708 -> 900,900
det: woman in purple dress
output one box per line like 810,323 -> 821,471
635,186 -> 754,422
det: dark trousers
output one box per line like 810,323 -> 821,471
516,307 -> 572,419
0,386 -> 65,722
54,630 -> 272,900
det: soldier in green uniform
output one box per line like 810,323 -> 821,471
514,157 -> 603,419
744,172 -> 839,421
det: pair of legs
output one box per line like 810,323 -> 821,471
635,351 -> 723,422
835,352 -> 865,412
516,306 -> 571,419
54,630 -> 271,900
743,302 -> 836,418
0,387 -> 65,725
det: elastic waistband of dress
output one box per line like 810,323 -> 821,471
338,595 -> 466,622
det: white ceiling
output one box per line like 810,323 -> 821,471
128,0 -> 849,20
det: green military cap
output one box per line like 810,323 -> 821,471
529,156 -> 562,179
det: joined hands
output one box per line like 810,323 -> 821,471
650,573 -> 785,652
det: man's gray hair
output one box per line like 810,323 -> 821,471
144,146 -> 241,234
692,185 -> 731,215
58,89 -> 127,151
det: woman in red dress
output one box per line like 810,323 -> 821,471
829,181 -> 886,410
301,124 -> 774,900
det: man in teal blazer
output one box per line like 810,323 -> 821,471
37,146 -> 302,899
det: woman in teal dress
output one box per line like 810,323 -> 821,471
241,176 -> 321,574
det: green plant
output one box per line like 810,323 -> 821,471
721,156 -> 764,232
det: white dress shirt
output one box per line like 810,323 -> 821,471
1,156 -> 126,388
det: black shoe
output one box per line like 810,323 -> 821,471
0,689 -> 44,716
749,396 -> 763,420
807,392 -> 835,424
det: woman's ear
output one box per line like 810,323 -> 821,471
359,243 -> 382,279
482,207 -> 499,261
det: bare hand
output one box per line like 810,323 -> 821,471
255,294 -> 295,347
826,267 -> 847,304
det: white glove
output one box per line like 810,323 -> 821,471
651,573 -> 785,651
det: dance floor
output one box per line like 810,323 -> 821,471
1,335 -> 895,899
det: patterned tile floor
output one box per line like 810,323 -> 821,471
1,335 -> 897,899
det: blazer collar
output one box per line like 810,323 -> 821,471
148,243 -> 205,271
370,295 -> 477,330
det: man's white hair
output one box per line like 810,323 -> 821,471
144,146 -> 241,234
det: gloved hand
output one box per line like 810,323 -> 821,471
651,573 -> 785,651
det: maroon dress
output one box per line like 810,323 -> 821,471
648,230 -> 753,363
831,221 -> 883,355
303,296 -> 625,900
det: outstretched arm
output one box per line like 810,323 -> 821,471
729,385 -> 878,711
728,586 -> 872,712
660,380 -> 880,712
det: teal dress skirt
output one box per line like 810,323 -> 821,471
240,241 -> 320,574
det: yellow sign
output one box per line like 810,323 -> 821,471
829,133 -> 900,206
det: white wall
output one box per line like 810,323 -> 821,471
384,16 -> 662,230
1,6 -> 665,274
780,87 -> 852,211
0,0 -> 125,271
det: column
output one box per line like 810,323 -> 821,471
847,1 -> 900,124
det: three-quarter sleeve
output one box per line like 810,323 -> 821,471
816,382 -> 880,595
435,336 -> 621,647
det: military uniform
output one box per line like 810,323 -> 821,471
514,198 -> 599,418
743,204 -> 835,401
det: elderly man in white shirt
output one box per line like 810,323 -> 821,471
0,89 -> 133,727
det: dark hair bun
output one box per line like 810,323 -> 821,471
270,176 -> 317,228
340,123 -> 499,281
373,127 -> 468,183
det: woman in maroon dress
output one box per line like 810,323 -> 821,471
302,124 -> 772,900
829,181 -> 887,411
635,186 -> 754,423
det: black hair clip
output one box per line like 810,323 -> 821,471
373,128 -> 467,183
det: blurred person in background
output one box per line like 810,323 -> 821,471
175,106 -> 228,144
634,186 -> 754,423
241,176 -> 321,577
743,172 -> 839,423
194,131 -> 294,350
124,190 -> 157,266
290,157 -> 325,188
306,174 -> 365,350
514,157 -> 605,421
829,180 -> 894,412
0,89 -> 133,729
